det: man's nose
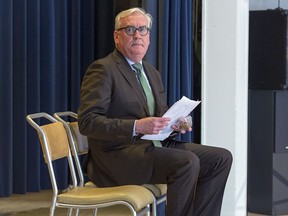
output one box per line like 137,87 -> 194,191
133,29 -> 142,37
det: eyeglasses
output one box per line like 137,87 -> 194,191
117,26 -> 150,36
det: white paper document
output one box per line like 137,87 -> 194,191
141,96 -> 201,141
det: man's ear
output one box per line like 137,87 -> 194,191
114,31 -> 119,43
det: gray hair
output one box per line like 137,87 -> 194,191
115,7 -> 153,30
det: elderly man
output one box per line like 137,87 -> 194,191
78,7 -> 232,216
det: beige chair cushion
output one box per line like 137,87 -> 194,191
142,184 -> 167,197
39,122 -> 70,162
85,181 -> 167,198
57,185 -> 153,211
155,184 -> 167,196
84,181 -> 97,188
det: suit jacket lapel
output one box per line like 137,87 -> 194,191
113,50 -> 150,116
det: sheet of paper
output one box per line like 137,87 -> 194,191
141,96 -> 201,141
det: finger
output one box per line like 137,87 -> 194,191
171,125 -> 180,131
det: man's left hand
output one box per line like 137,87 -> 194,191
172,116 -> 193,134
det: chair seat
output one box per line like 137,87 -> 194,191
57,185 -> 153,211
142,184 -> 167,197
84,181 -> 98,188
155,184 -> 167,196
85,181 -> 167,198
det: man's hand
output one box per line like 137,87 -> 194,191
172,116 -> 193,134
135,117 -> 171,135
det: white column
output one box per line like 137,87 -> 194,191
201,0 -> 249,215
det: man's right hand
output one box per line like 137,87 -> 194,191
135,117 -> 170,135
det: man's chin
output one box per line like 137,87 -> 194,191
131,48 -> 146,55
127,52 -> 146,62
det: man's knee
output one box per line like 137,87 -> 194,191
216,148 -> 233,173
180,152 -> 200,176
221,148 -> 233,167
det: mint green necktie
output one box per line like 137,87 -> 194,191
132,63 -> 162,147
132,63 -> 155,116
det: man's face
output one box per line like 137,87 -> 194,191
114,12 -> 150,63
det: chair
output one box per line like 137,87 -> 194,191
53,111 -> 167,216
26,112 -> 154,216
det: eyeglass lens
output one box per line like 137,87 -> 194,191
124,26 -> 149,36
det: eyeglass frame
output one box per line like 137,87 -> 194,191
116,25 -> 150,36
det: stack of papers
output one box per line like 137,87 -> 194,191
141,96 -> 201,141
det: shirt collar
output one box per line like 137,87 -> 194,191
125,57 -> 142,67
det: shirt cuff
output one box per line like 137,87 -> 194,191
133,120 -> 138,137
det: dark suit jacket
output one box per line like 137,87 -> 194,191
78,49 -> 168,186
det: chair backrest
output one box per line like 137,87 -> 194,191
40,122 -> 70,162
53,111 -> 88,186
53,111 -> 88,153
26,112 -> 79,193
68,121 -> 88,155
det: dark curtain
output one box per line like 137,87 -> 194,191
143,0 -> 194,141
0,0 -> 194,198
0,0 -> 115,197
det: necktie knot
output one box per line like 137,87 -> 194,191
132,63 -> 142,73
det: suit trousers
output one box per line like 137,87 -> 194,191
147,140 -> 232,216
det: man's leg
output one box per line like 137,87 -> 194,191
165,141 -> 233,216
147,146 -> 200,216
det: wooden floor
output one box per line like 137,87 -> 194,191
0,190 -> 287,216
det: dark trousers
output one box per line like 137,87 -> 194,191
147,141 -> 233,216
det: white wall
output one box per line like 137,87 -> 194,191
202,1 -> 288,215
202,0 -> 249,215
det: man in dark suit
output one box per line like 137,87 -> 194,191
78,7 -> 232,216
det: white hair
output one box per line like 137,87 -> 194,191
115,7 -> 153,30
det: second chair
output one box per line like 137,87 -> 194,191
27,112 -> 154,216
53,111 -> 167,216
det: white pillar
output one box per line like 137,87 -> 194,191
202,0 -> 249,215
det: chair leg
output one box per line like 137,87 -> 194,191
67,208 -> 73,216
75,208 -> 80,216
50,198 -> 57,216
93,208 -> 98,216
49,206 -> 56,216
146,208 -> 150,216
152,197 -> 157,216
141,205 -> 150,216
